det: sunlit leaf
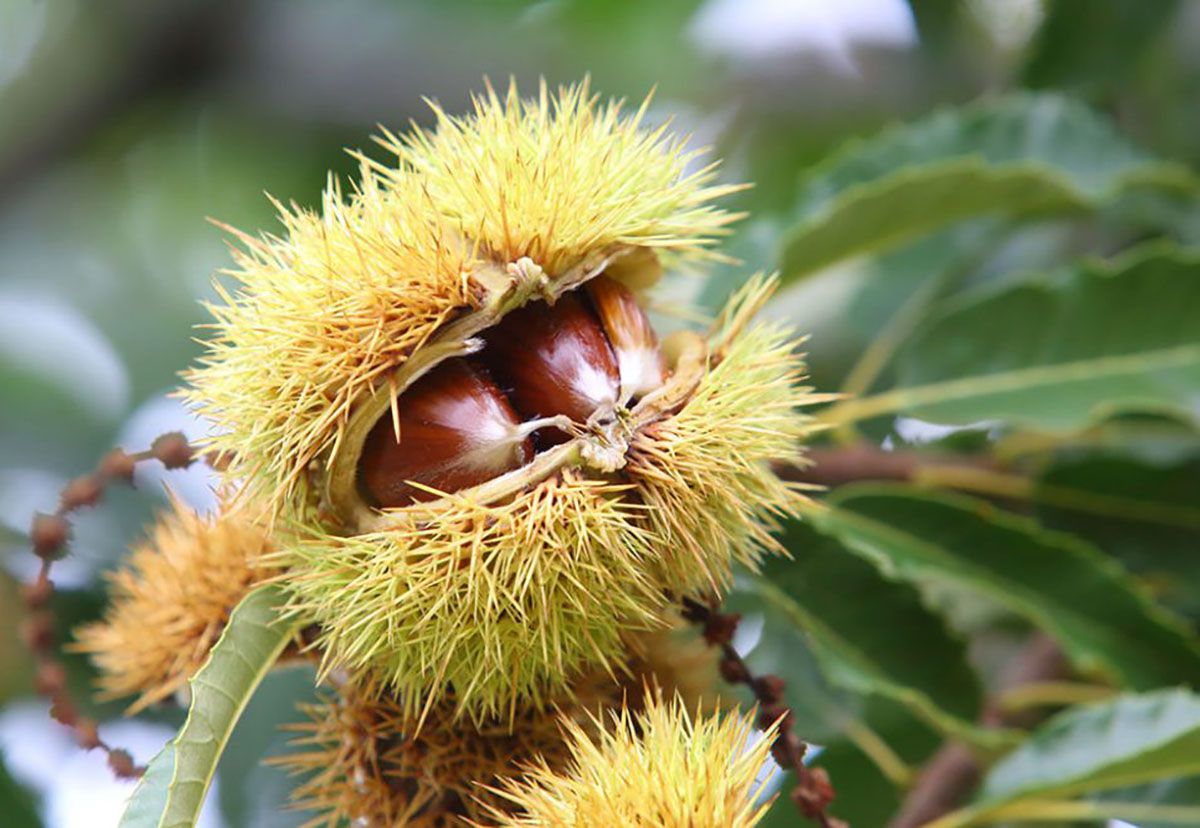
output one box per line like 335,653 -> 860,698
933,690 -> 1200,827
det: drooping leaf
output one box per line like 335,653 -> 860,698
824,247 -> 1200,431
809,485 -> 1200,691
779,95 -> 1195,281
741,523 -> 1004,749
933,690 -> 1200,827
215,664 -> 319,827
118,585 -> 298,828
1037,452 -> 1200,617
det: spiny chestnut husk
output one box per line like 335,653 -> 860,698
183,81 -> 820,719
481,689 -> 779,828
274,625 -> 725,828
71,493 -> 275,712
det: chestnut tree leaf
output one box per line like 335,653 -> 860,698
932,689 -> 1200,827
118,584 -> 298,828
823,247 -> 1200,431
118,743 -> 175,828
742,522 -> 1007,750
779,94 -> 1196,282
809,485 -> 1200,691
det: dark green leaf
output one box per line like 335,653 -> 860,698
826,247 -> 1200,430
810,485 -> 1200,690
742,523 -> 1003,748
0,751 -> 40,828
1037,452 -> 1200,617
779,95 -> 1195,281
1023,0 -> 1181,91
769,521 -> 982,724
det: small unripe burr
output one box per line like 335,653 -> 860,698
358,359 -> 534,508
586,275 -> 667,403
480,292 -> 620,443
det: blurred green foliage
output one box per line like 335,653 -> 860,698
4,1 -> 1200,826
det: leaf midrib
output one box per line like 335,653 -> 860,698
821,343 -> 1200,426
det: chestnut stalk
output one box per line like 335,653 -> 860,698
358,273 -> 665,508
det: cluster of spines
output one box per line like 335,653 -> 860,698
281,471 -> 666,721
71,492 -> 275,712
479,690 -> 779,828
273,627 -> 724,827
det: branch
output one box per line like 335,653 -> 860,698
888,635 -> 1069,828
778,446 -> 1002,489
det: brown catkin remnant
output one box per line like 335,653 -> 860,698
71,493 -> 275,713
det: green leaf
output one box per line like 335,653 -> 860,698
1037,452 -> 1200,617
118,585 -> 297,828
769,522 -> 983,723
1023,0 -> 1181,91
743,523 -> 1005,749
809,485 -> 1200,691
779,94 -> 1195,281
730,579 -> 940,828
935,690 -> 1200,827
1092,775 -> 1200,828
825,247 -> 1200,430
119,744 -> 175,828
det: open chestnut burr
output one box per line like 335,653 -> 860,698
357,275 -> 668,509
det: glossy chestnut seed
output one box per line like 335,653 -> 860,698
585,275 -> 667,403
358,359 -> 533,508
480,292 -> 620,444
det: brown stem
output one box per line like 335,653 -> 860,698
682,596 -> 848,828
22,432 -> 199,779
778,446 -> 1002,489
888,635 -> 1068,828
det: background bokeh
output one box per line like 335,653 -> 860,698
3,1 -> 1200,825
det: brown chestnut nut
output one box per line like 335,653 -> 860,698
585,275 -> 666,403
480,292 -> 620,444
358,359 -> 533,508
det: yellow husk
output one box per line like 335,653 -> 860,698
279,279 -> 820,717
482,690 -> 778,828
377,78 -> 744,275
182,80 -> 739,519
71,493 -> 274,713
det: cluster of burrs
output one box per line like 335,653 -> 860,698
33,80 -> 838,827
